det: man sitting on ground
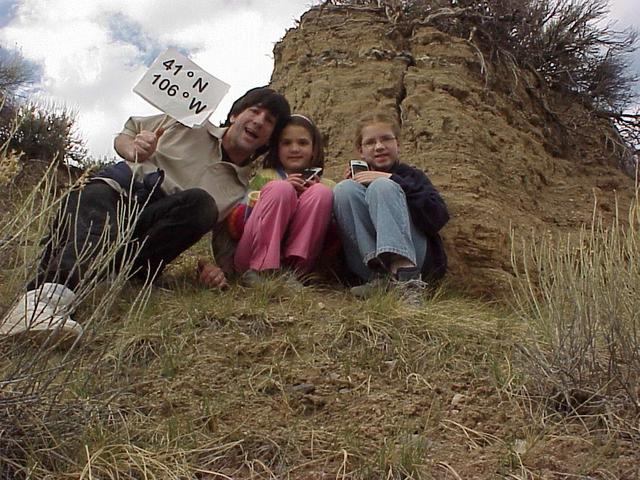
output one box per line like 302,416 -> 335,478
1,87 -> 291,341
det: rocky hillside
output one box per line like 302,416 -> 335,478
270,5 -> 635,296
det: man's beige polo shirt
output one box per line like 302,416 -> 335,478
120,114 -> 253,221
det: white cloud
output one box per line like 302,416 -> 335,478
0,0 -> 315,159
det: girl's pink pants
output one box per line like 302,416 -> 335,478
234,180 -> 333,274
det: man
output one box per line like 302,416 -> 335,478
1,87 -> 290,340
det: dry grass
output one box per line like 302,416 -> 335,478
0,141 -> 158,478
2,159 -> 640,478
511,190 -> 640,410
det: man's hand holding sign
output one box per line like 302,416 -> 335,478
121,126 -> 164,163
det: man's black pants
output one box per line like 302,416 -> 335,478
28,182 -> 218,290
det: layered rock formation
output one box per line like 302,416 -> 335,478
270,5 -> 635,295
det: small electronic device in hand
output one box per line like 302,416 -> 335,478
302,167 -> 323,182
350,160 -> 369,177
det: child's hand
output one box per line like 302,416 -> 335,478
353,171 -> 392,185
304,174 -> 320,186
286,173 -> 308,194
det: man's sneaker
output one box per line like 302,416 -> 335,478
1,283 -> 83,345
350,276 -> 390,299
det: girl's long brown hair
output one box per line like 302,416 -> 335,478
262,114 -> 325,170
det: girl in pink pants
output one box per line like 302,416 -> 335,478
232,114 -> 334,284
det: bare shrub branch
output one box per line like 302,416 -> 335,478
323,0 -> 639,152
0,45 -> 39,98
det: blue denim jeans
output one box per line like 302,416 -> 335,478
333,178 -> 427,281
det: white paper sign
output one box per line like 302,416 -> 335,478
133,48 -> 230,127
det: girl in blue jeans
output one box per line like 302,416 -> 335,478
332,113 -> 449,297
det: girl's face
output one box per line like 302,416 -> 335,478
278,124 -> 314,173
358,122 -> 399,171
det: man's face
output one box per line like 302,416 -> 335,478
358,122 -> 399,171
224,106 -> 276,157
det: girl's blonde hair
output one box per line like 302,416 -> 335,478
354,112 -> 401,149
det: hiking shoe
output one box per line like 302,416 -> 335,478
241,269 -> 304,292
391,271 -> 428,306
240,269 -> 267,288
1,283 -> 83,346
350,276 -> 390,299
281,273 -> 304,292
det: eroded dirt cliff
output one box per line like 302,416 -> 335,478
269,5 -> 635,295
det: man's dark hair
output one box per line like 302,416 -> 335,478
224,86 -> 290,129
223,86 -> 290,157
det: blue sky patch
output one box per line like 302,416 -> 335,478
0,0 -> 20,28
105,12 -> 189,67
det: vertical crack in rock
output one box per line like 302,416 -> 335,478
387,28 -> 414,126
395,52 -> 413,126
386,25 -> 427,154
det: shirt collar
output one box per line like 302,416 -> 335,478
205,122 -> 227,140
205,122 -> 231,164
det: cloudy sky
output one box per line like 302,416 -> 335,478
0,0 -> 638,161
